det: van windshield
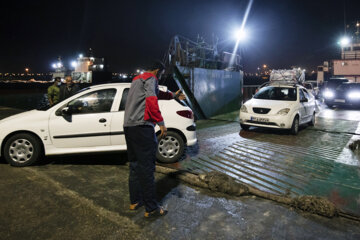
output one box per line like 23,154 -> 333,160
254,86 -> 297,101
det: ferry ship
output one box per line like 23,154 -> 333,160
317,21 -> 360,83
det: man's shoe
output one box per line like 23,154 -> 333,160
129,202 -> 143,210
144,207 -> 168,218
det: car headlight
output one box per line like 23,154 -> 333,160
323,90 -> 334,99
277,108 -> 290,115
348,91 -> 360,100
240,105 -> 248,113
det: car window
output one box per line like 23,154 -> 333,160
299,89 -> 306,102
119,88 -> 129,111
336,84 -> 349,91
301,89 -> 310,99
253,86 -> 297,101
66,88 -> 117,114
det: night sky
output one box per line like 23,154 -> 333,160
1,0 -> 360,73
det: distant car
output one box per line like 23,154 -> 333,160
323,83 -> 360,108
239,84 -> 316,135
0,83 -> 197,167
319,78 -> 348,99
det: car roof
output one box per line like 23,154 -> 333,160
89,83 -> 131,89
87,82 -> 168,91
266,84 -> 301,88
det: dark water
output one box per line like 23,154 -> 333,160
0,89 -> 49,110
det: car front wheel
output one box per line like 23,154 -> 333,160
290,116 -> 299,135
156,131 -> 185,163
3,133 -> 42,167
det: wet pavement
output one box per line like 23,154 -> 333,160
1,104 -> 360,239
180,103 -> 360,217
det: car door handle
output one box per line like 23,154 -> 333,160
99,118 -> 107,123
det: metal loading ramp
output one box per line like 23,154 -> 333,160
181,118 -> 360,217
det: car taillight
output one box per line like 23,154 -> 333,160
176,110 -> 193,119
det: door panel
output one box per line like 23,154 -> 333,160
49,88 -> 117,148
110,88 -> 129,146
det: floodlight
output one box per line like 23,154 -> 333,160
339,37 -> 351,47
234,28 -> 247,42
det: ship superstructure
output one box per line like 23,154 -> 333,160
317,21 -> 360,83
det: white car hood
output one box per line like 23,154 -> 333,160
245,99 -> 297,112
0,110 -> 45,124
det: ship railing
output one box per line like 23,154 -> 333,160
342,53 -> 360,60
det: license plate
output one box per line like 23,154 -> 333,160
334,99 -> 345,103
251,116 -> 269,122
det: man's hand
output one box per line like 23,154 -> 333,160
175,90 -> 186,101
159,125 -> 167,138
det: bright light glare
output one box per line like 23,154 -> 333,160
339,37 -> 350,47
52,63 -> 57,68
234,29 -> 247,42
57,63 -> 62,68
79,54 -> 83,58
71,61 -> 77,68
348,92 -> 360,99
323,90 -> 335,99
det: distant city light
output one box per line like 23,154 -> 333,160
56,63 -> 62,68
25,68 -> 29,72
100,64 -> 104,69
263,64 -> 267,68
52,63 -> 57,68
79,54 -> 83,58
136,69 -> 140,73
339,37 -> 351,47
71,61 -> 77,68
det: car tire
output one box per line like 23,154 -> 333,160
156,131 -> 185,163
240,124 -> 250,130
3,133 -> 42,167
309,112 -> 315,126
290,116 -> 299,135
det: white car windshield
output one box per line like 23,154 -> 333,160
254,86 -> 297,101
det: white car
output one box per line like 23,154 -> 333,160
239,84 -> 316,135
0,83 -> 197,167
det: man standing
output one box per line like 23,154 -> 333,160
59,76 -> 79,101
124,61 -> 184,218
47,77 -> 61,106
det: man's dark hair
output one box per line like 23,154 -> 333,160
149,61 -> 165,72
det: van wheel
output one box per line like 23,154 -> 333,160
290,116 -> 299,135
309,112 -> 315,126
3,133 -> 41,167
156,131 -> 185,163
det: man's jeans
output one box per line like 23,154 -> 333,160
124,125 -> 159,212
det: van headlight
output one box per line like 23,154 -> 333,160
240,105 -> 248,113
277,108 -> 290,115
348,91 -> 360,99
323,90 -> 334,99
